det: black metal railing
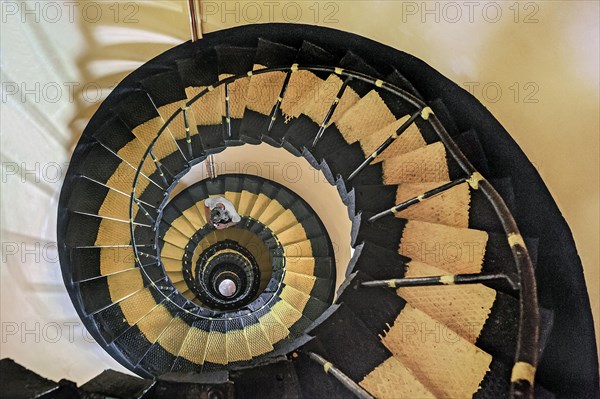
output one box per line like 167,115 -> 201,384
127,65 -> 539,398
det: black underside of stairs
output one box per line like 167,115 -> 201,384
56,24 -> 598,398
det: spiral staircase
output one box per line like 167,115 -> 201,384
31,23 -> 597,399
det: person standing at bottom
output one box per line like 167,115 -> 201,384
204,196 -> 241,230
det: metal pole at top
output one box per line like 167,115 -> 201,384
187,0 -> 203,41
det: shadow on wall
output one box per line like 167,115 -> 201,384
0,2 -> 191,383
68,1 -> 189,151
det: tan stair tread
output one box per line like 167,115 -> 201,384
284,257 -> 316,276
95,218 -> 132,246
359,116 -> 426,159
135,304 -> 175,344
204,330 -> 227,365
104,162 -> 151,196
168,271 -> 184,283
223,190 -> 242,211
225,327 -> 253,363
111,135 -> 158,178
249,193 -> 272,220
335,90 -> 396,144
383,142 -> 449,184
156,317 -> 191,355
382,304 -> 492,398
161,242 -> 185,260
107,268 -> 144,303
257,199 -> 287,226
269,299 -> 304,329
283,239 -> 314,259
162,226 -> 189,249
98,247 -> 137,276
276,223 -> 309,246
244,321 -> 274,357
238,190 -> 259,216
279,284 -> 311,313
399,220 -> 488,274
155,100 -> 189,141
162,257 -> 182,272
167,214 -> 197,238
258,309 -> 290,345
119,288 -> 161,326
180,202 -> 207,229
177,325 -> 210,364
132,118 -> 180,161
304,74 -> 359,125
185,86 -> 222,126
280,69 -> 324,121
360,356 -> 436,399
394,181 -> 470,228
268,209 -> 297,233
399,260 -> 497,343
283,271 -> 316,295
246,64 -> 288,115
96,189 -> 142,221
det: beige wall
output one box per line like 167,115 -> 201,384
0,0 -> 597,382
198,0 -> 600,364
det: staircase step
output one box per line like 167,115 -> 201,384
279,256 -> 334,279
70,246 -> 154,283
398,261 -> 519,362
333,128 -> 490,191
141,69 -> 195,162
239,313 -> 275,358
239,38 -> 298,145
113,90 -> 189,179
309,304 -> 435,398
88,286 -> 168,345
74,142 -> 165,207
77,263 -> 164,316
92,114 -> 164,188
283,271 -> 334,305
135,312 -> 197,377
353,212 -> 539,278
170,318 -> 212,373
216,46 -> 256,146
352,177 -> 517,232
280,284 -> 330,324
67,175 -> 157,225
112,298 -> 181,367
266,40 -> 337,146
382,301 -> 493,398
281,51 -> 377,156
64,212 -> 152,247
175,48 -> 221,158
308,65 -> 419,167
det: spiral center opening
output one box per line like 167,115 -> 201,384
218,278 -> 237,297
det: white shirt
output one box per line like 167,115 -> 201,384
204,196 -> 241,222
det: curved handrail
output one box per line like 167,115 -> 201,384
127,64 -> 539,398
